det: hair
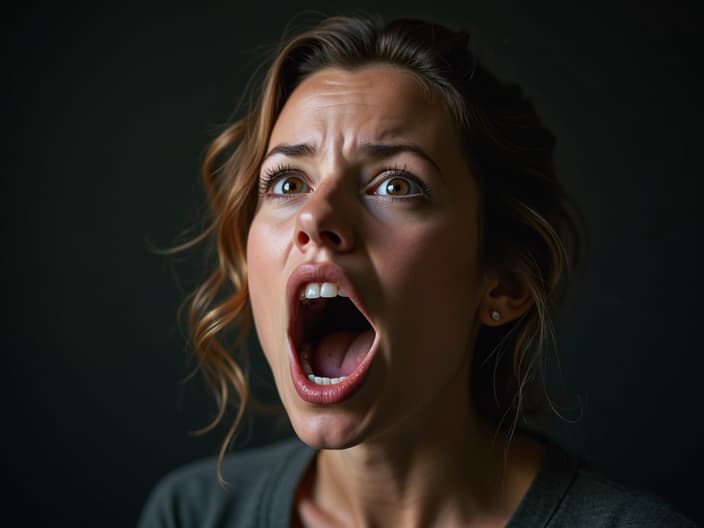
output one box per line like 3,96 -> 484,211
181,13 -> 584,472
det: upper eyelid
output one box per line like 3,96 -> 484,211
368,170 -> 430,197
368,167 -> 426,185
258,163 -> 429,191
259,164 -> 309,192
261,162 -> 301,177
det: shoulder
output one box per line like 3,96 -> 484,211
137,436 -> 315,528
521,443 -> 699,527
555,465 -> 698,527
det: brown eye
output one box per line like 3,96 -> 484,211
384,178 -> 410,195
272,175 -> 309,195
372,174 -> 424,197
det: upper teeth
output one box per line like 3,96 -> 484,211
301,282 -> 349,300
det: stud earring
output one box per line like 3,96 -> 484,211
490,309 -> 501,321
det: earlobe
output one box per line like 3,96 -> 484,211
477,271 -> 534,326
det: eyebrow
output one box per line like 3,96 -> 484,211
262,142 -> 442,175
261,143 -> 316,162
360,143 -> 441,174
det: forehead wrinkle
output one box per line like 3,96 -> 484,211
269,112 -> 438,170
269,65 -> 454,171
310,101 -> 378,110
296,90 -> 382,112
310,105 -> 425,153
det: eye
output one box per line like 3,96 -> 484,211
370,171 -> 429,198
259,164 -> 311,198
271,175 -> 309,195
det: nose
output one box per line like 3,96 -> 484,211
294,182 -> 355,253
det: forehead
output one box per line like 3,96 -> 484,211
268,65 -> 458,150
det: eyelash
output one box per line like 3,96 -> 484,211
372,164 -> 432,199
258,163 -> 300,196
257,163 -> 432,199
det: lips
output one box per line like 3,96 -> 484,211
286,262 -> 379,405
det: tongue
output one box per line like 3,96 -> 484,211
312,329 -> 374,378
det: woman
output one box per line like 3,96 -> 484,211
139,14 -> 696,527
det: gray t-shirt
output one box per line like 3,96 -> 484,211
138,437 -> 697,527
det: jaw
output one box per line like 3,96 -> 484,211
283,263 -> 380,406
275,318 -> 387,449
288,320 -> 379,406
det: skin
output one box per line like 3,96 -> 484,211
246,65 -> 544,527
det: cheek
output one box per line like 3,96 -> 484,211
246,221 -> 267,314
374,218 -> 482,354
247,210 -> 293,266
246,217 -> 289,362
379,219 -> 480,304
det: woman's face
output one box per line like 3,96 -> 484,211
247,65 -> 487,448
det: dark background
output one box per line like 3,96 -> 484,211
6,1 -> 703,526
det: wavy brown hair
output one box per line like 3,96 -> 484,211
182,14 -> 584,472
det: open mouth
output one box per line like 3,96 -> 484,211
287,265 -> 378,404
296,284 -> 374,383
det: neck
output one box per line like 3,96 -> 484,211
300,370 -> 545,528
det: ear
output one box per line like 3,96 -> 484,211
477,270 -> 534,327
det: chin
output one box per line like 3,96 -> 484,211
285,401 -> 373,450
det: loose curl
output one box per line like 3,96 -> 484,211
182,14 -> 584,475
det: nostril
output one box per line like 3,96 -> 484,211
322,231 -> 342,246
297,231 -> 310,246
297,229 -> 343,248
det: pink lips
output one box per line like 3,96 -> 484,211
286,262 -> 378,405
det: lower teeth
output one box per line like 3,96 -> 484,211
301,346 -> 347,385
308,374 -> 347,385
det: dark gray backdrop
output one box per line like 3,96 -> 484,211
7,1 -> 703,526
